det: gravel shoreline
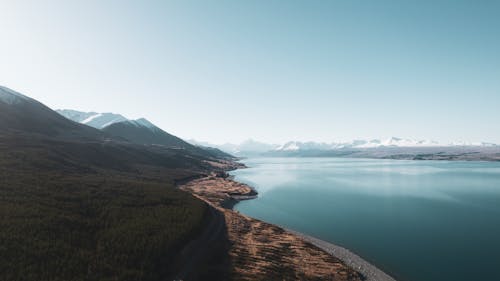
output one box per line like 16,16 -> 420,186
287,229 -> 397,281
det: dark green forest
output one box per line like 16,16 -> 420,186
0,135 -> 209,281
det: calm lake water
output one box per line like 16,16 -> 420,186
230,157 -> 500,281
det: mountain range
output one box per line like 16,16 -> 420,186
3,85 -> 498,162
57,109 -> 233,160
191,137 -> 497,155
191,137 -> 500,161
274,138 -> 498,151
55,107 -> 498,161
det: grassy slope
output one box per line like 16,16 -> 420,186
0,135 -> 210,281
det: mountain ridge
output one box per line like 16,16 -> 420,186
58,108 -> 235,160
57,109 -> 128,129
0,86 -> 106,140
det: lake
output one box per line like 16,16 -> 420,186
230,157 -> 500,281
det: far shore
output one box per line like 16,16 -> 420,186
180,167 -> 398,281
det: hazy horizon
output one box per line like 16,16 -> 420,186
2,0 -> 499,144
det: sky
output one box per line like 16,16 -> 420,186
1,0 -> 499,144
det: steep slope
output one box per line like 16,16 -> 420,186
57,109 -> 127,129
103,120 -> 235,160
103,119 -> 188,148
0,86 -> 104,140
195,145 -> 236,160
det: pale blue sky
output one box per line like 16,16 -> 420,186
1,0 -> 499,144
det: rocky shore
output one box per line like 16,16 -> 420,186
287,230 -> 396,281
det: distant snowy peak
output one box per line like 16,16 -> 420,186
190,137 -> 498,156
272,137 -> 489,151
56,109 -> 158,131
276,142 -> 300,151
0,86 -> 32,105
276,141 -> 332,151
449,141 -> 498,147
57,109 -> 127,129
373,137 -> 440,148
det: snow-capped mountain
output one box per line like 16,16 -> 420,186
274,137 -> 443,151
56,109 -> 127,129
276,141 -> 333,151
378,137 -> 441,147
268,138 -> 500,160
449,141 -> 498,147
57,109 -> 183,143
56,109 -> 162,133
195,137 -> 498,157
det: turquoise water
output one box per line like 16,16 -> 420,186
230,158 -> 500,281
